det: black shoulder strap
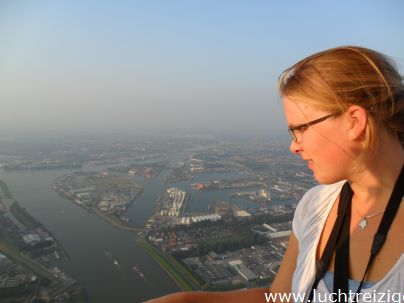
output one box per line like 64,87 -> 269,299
307,182 -> 352,302
333,194 -> 351,301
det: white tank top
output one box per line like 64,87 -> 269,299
291,181 -> 404,302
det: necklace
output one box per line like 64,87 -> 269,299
351,202 -> 385,230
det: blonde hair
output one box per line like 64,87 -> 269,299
279,46 -> 404,151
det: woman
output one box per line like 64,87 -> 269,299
146,46 -> 404,303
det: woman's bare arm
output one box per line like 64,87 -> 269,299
144,233 -> 299,303
269,232 -> 298,297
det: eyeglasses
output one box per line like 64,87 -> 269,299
288,113 -> 340,143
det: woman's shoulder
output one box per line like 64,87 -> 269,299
299,180 -> 346,209
292,180 -> 345,239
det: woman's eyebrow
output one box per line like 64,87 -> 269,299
288,121 -> 306,129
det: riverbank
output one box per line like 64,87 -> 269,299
93,209 -> 145,232
136,238 -> 201,291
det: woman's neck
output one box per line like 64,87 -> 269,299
349,134 -> 404,211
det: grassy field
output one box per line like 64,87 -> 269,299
136,238 -> 201,291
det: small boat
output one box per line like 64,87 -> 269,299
133,266 -> 145,279
113,259 -> 121,268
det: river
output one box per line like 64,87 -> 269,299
0,153 -> 260,302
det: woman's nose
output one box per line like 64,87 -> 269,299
290,140 -> 303,154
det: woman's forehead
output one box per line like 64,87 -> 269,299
283,96 -> 324,117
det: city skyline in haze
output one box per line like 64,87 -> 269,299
1,0 -> 403,138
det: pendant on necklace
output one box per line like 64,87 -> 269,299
359,218 -> 367,230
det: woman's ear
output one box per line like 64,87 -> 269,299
345,105 -> 368,141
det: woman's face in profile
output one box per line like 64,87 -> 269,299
282,96 -> 354,184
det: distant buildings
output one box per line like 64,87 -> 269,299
160,188 -> 188,217
258,189 -> 271,200
228,260 -> 258,282
52,173 -> 142,218
181,214 -> 221,225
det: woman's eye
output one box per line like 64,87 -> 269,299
297,125 -> 308,132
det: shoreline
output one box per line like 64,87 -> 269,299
136,238 -> 201,291
92,208 -> 145,232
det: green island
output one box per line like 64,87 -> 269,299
0,179 -> 13,199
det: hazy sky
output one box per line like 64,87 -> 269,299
1,0 -> 403,137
